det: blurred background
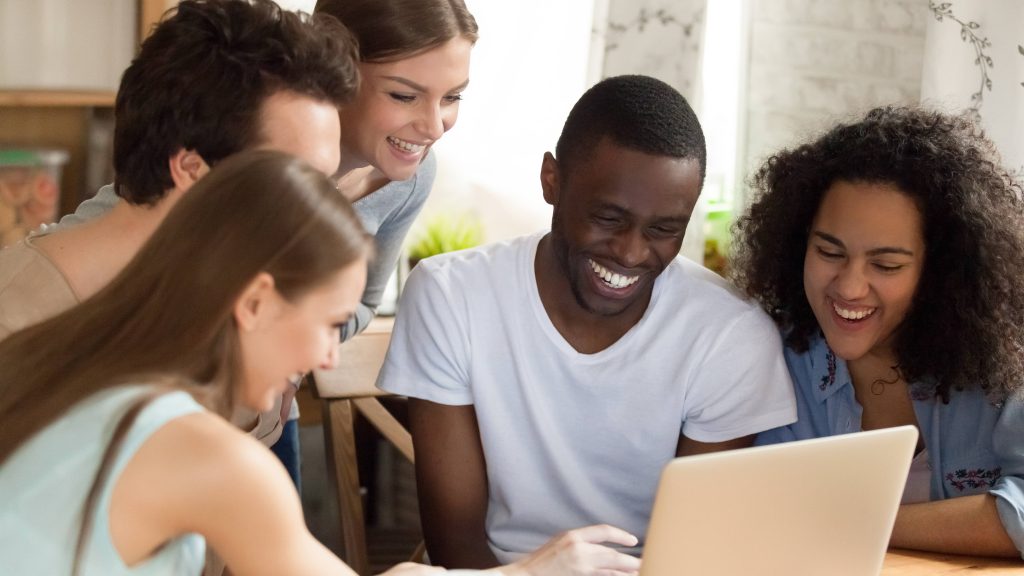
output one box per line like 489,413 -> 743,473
2,0 -> 1020,267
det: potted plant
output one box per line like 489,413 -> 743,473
405,211 -> 484,270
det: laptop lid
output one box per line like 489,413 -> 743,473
640,426 -> 918,576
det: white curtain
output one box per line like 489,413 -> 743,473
920,0 -> 1024,177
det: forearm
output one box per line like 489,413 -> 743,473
421,521 -> 500,569
339,301 -> 376,342
410,400 -> 498,568
891,494 -> 1020,557
417,461 -> 498,569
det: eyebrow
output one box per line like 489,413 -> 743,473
812,231 -> 916,257
596,204 -> 690,226
381,75 -> 470,94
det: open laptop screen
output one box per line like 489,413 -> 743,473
641,426 -> 918,576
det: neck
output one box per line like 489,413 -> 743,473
534,234 -> 648,354
36,190 -> 181,300
334,164 -> 380,202
337,140 -> 372,180
846,346 -> 905,399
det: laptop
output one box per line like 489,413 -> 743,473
640,426 -> 918,576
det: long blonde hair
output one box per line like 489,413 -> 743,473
0,149 -> 371,462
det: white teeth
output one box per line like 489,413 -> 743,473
588,259 -> 638,289
832,302 -> 875,320
387,136 -> 425,153
287,373 -> 304,388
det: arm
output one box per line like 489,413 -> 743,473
110,411 -> 361,575
339,154 -> 434,342
891,392 -> 1024,558
891,495 -> 1019,557
409,398 -> 499,568
676,434 -> 754,457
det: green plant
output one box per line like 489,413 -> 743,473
406,212 -> 484,263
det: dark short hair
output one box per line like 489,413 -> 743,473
113,0 -> 359,205
554,75 -> 706,185
732,106 -> 1024,402
315,0 -> 478,63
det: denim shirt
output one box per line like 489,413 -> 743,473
756,334 -> 1024,557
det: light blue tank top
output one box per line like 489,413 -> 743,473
0,386 -> 206,575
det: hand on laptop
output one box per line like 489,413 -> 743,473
502,524 -> 641,576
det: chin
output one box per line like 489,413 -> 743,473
383,165 -> 418,182
822,336 -> 869,362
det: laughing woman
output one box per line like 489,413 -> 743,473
0,151 -> 640,575
732,106 -> 1024,558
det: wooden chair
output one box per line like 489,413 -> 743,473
311,319 -> 422,575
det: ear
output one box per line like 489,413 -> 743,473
168,148 -> 211,193
233,272 -> 277,332
540,152 -> 560,207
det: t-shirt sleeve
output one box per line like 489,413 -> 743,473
376,258 -> 473,405
990,391 -> 1024,558
681,307 -> 797,443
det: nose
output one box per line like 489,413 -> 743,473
416,103 -> 446,141
611,226 -> 651,268
834,261 -> 869,300
319,342 -> 339,370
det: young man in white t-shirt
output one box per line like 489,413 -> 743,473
378,75 -> 797,568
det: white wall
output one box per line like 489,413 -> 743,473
0,0 -> 135,91
423,0 -> 599,243
743,0 -> 928,180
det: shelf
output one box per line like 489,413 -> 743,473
0,90 -> 116,108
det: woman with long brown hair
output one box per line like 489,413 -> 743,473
0,150 -> 639,575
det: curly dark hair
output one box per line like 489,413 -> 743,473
731,106 -> 1024,402
113,0 -> 359,205
555,75 -> 706,187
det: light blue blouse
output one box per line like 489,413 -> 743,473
756,334 -> 1024,558
0,386 -> 206,575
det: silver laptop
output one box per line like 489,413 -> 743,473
641,426 -> 918,576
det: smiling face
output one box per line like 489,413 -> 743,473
338,36 -> 473,181
803,180 -> 925,363
542,138 -> 702,321
236,259 -> 367,411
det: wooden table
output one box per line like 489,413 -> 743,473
881,549 -> 1024,574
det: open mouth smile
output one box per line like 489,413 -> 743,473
588,258 -> 639,290
831,299 -> 876,321
386,136 -> 426,155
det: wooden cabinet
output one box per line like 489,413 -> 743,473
0,0 -> 177,217
0,91 -> 114,216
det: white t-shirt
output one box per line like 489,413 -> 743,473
379,232 -> 796,562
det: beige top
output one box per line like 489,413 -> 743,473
0,234 -> 283,446
0,234 -> 78,341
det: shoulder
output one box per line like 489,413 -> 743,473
0,239 -> 77,337
123,404 -> 290,513
661,256 -> 778,331
0,239 -> 57,286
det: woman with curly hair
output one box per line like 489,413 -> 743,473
732,106 -> 1024,558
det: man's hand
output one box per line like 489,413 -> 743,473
502,524 -> 641,576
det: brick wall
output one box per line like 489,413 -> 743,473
743,0 -> 928,180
